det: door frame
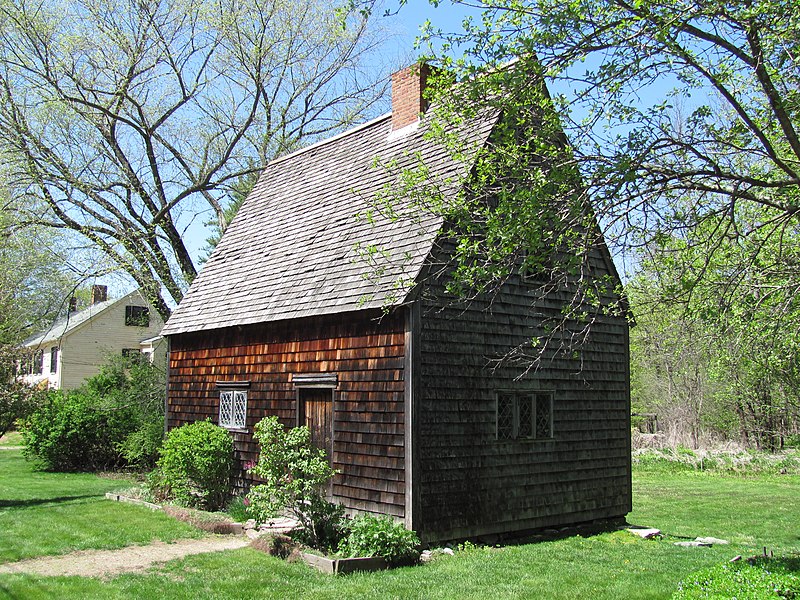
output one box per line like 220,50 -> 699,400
293,373 -> 338,495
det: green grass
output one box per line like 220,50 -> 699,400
0,450 -> 203,562
0,450 -> 798,599
0,432 -> 22,447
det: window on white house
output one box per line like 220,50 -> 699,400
218,384 -> 248,429
125,305 -> 150,327
50,347 -> 59,374
496,391 -> 553,440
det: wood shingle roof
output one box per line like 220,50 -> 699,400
162,110 -> 497,336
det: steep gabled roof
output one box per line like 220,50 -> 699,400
162,110 -> 497,336
22,290 -> 143,348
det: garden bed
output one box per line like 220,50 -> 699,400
300,552 -> 389,575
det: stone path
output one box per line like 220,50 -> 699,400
0,537 -> 249,578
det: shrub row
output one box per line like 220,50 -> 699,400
22,356 -> 165,471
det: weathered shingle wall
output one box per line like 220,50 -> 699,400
415,255 -> 631,541
167,310 -> 407,517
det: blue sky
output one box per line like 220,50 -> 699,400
384,0 -> 482,60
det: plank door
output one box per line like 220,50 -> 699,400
299,387 -> 334,466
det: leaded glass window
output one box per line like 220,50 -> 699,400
497,394 -> 514,440
535,393 -> 553,439
496,391 -> 553,440
219,389 -> 247,429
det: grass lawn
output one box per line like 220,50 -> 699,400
0,450 -> 203,563
0,451 -> 797,599
0,432 -> 22,447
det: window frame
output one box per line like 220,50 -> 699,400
49,346 -> 59,374
124,305 -> 150,327
216,381 -> 250,430
495,390 -> 554,441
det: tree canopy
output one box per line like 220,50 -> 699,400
0,194 -> 75,345
0,0 -> 394,319
358,0 -> 800,368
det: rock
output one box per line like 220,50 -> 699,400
420,550 -> 433,563
627,528 -> 662,539
244,519 -> 257,530
674,541 -> 712,547
441,548 -> 454,556
246,529 -> 261,540
695,537 -> 729,545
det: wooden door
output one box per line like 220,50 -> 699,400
300,387 -> 333,466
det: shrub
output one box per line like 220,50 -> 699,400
21,354 -> 166,471
22,389 -> 139,471
339,514 -> 420,565
674,557 -> 800,599
149,420 -> 234,510
0,346 -> 43,438
226,496 -> 252,523
246,416 -> 344,551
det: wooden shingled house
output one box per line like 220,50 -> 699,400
161,64 -> 632,542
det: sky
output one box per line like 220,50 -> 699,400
110,0 -> 635,298
376,0 -> 480,60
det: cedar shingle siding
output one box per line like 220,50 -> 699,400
412,258 -> 631,540
167,310 -> 407,517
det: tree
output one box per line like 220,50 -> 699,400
0,194 -> 75,345
246,416 -> 342,551
629,210 -> 800,449
358,0 -> 800,369
0,0 -> 393,319
0,344 -> 45,438
413,0 -> 799,254
199,171 -> 258,262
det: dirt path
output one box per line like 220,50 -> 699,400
0,537 -> 249,578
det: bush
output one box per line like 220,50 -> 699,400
339,514 -> 420,565
22,389 -> 140,471
21,355 -> 166,471
674,557 -> 800,599
0,346 -> 43,438
246,416 -> 343,551
149,420 -> 233,510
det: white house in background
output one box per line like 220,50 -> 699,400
21,285 -> 165,390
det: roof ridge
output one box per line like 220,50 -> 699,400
268,112 -> 392,168
22,289 -> 143,347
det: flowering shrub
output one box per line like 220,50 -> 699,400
246,416 -> 344,551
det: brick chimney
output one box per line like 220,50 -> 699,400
90,284 -> 107,305
391,63 -> 431,131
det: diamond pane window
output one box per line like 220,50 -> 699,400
232,391 -> 247,428
218,383 -> 249,429
496,391 -> 553,440
496,394 -> 514,440
219,391 -> 233,427
518,395 -> 533,438
535,393 -> 553,439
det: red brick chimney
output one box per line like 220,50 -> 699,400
90,284 -> 107,305
391,63 -> 431,131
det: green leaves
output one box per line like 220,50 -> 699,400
247,416 -> 341,549
151,420 -> 234,510
338,514 -> 419,564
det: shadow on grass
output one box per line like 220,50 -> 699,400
0,495 -> 101,509
493,518 -> 628,547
